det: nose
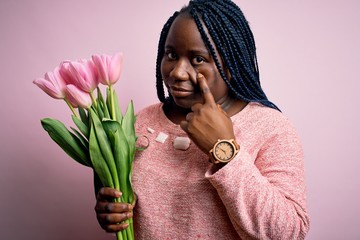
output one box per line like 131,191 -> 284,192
169,58 -> 193,81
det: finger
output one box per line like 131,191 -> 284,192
189,71 -> 198,85
95,201 -> 133,214
197,73 -> 216,105
190,102 -> 203,112
180,120 -> 188,132
103,222 -> 130,233
97,187 -> 122,201
185,112 -> 194,121
97,211 -> 133,225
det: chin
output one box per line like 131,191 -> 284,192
172,100 -> 192,109
172,97 -> 201,109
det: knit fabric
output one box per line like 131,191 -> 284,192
131,102 -> 309,239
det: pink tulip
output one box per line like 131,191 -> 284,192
69,59 -> 99,93
33,66 -> 67,99
92,52 -> 123,86
65,84 -> 92,109
59,61 -> 76,85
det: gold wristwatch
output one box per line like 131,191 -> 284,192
209,139 -> 240,164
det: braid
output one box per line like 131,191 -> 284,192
199,11 -> 257,99
155,11 -> 179,103
204,4 -> 264,97
155,0 -> 280,111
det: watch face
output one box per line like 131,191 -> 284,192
214,141 -> 235,161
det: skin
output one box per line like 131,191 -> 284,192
95,13 -> 247,233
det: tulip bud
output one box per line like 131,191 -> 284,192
59,61 -> 76,85
92,52 -> 123,86
33,66 -> 67,99
69,59 -> 99,93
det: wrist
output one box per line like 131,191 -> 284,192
209,139 -> 240,164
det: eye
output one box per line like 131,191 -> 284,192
165,51 -> 177,60
192,56 -> 205,65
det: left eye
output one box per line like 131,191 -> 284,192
192,56 -> 205,65
167,52 -> 177,60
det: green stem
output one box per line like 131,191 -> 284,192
64,98 -> 79,119
125,220 -> 134,240
114,197 -> 134,240
129,218 -> 134,240
114,196 -> 125,240
122,229 -> 127,239
116,231 -> 124,240
90,91 -> 98,110
109,85 -> 116,121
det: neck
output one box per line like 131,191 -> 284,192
217,96 -> 248,117
163,101 -> 190,124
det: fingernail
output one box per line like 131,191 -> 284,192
197,73 -> 204,78
114,190 -> 122,197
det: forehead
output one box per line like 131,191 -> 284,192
165,14 -> 205,49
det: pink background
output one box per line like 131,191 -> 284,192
1,0 -> 359,239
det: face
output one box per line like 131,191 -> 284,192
160,14 -> 230,110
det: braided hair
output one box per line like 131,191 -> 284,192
155,0 -> 280,111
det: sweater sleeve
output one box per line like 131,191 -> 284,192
205,119 -> 310,239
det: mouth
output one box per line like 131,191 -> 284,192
169,86 -> 195,98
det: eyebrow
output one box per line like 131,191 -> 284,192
189,50 -> 210,57
164,45 -> 210,56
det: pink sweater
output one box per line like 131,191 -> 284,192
132,102 -> 309,239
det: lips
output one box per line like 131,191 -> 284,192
169,86 -> 194,98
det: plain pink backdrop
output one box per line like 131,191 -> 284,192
1,0 -> 359,239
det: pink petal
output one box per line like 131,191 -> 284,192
33,67 -> 67,99
109,52 -> 123,85
69,60 -> 98,93
59,61 -> 76,85
92,54 -> 111,85
65,84 -> 92,109
33,78 -> 64,99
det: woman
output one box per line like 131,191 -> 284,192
95,0 -> 310,239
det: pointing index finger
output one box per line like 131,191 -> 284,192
197,73 -> 216,105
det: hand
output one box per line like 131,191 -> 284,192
94,187 -> 135,233
180,73 -> 236,154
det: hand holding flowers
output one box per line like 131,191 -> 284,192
34,52 -> 136,240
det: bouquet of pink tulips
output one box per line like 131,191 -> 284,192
34,52 -> 136,240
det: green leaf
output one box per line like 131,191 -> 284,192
70,127 -> 89,150
89,120 -> 114,188
41,118 -> 90,167
107,87 -> 123,123
122,101 -> 135,136
89,108 -> 119,190
78,107 -> 88,127
97,87 -> 110,119
72,115 -> 89,139
103,119 -> 134,203
113,90 -> 123,124
122,101 -> 137,164
96,103 -> 105,122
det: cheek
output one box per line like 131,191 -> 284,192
160,59 -> 165,76
160,61 -> 170,87
160,58 -> 171,77
210,72 -> 229,99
